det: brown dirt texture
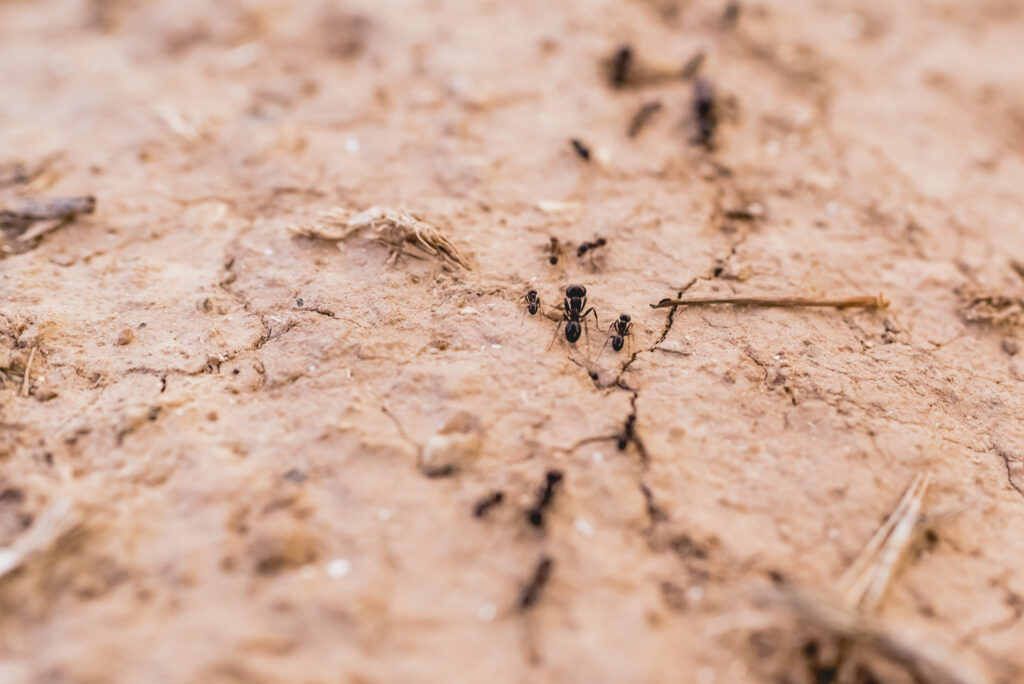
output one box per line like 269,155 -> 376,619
3,0 -> 1024,682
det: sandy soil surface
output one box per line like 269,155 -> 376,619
3,0 -> 1024,682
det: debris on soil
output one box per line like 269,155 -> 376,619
627,100 -> 663,138
959,288 -> 1024,327
773,474 -> 982,684
838,473 -> 930,612
319,8 -> 372,60
720,1 -> 741,30
0,158 -> 53,190
289,206 -> 472,270
0,498 -> 80,580
20,346 -> 36,397
419,411 -> 483,477
723,202 -> 765,221
652,293 -> 890,310
0,195 -> 96,246
536,200 -> 582,214
603,45 -> 703,89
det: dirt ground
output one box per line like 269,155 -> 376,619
3,0 -> 1024,682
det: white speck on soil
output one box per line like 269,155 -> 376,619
326,559 -> 351,579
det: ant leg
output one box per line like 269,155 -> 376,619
547,320 -> 564,350
581,307 -> 601,332
598,334 -> 613,358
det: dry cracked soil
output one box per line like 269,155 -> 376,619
2,0 -> 1024,682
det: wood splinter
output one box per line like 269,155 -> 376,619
21,346 -> 37,397
650,293 -> 889,310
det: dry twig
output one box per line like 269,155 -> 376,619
0,498 -> 79,580
772,473 -> 984,684
289,206 -> 471,270
651,293 -> 889,310
1,196 -> 96,243
839,473 -> 930,612
21,346 -> 36,397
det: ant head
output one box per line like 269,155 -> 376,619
527,289 -> 537,297
549,256 -> 558,265
565,284 -> 586,298
595,237 -> 607,246
565,320 -> 582,343
619,313 -> 631,322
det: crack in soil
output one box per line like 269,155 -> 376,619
997,449 -> 1024,501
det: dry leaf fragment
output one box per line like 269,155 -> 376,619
289,205 -> 471,269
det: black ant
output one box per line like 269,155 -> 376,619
550,284 -> 599,348
518,555 -> 554,610
473,490 -> 504,518
570,138 -> 591,162
519,289 -> 541,317
692,79 -> 718,148
617,413 -> 636,451
577,237 -> 608,270
605,313 -> 633,353
526,469 -> 563,527
576,237 -> 607,259
542,237 -> 562,265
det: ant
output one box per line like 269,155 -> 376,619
526,469 -> 563,527
542,236 -> 562,265
570,138 -> 591,162
576,237 -> 607,259
519,289 -> 541,316
692,79 -> 718,148
604,313 -> 633,354
473,490 -> 504,518
518,555 -> 554,610
550,284 -> 600,348
577,236 -> 608,270
617,413 -> 636,451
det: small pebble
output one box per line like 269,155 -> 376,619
326,558 -> 351,578
1003,338 -> 1020,356
477,602 -> 497,622
574,518 -> 595,537
116,328 -> 134,346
